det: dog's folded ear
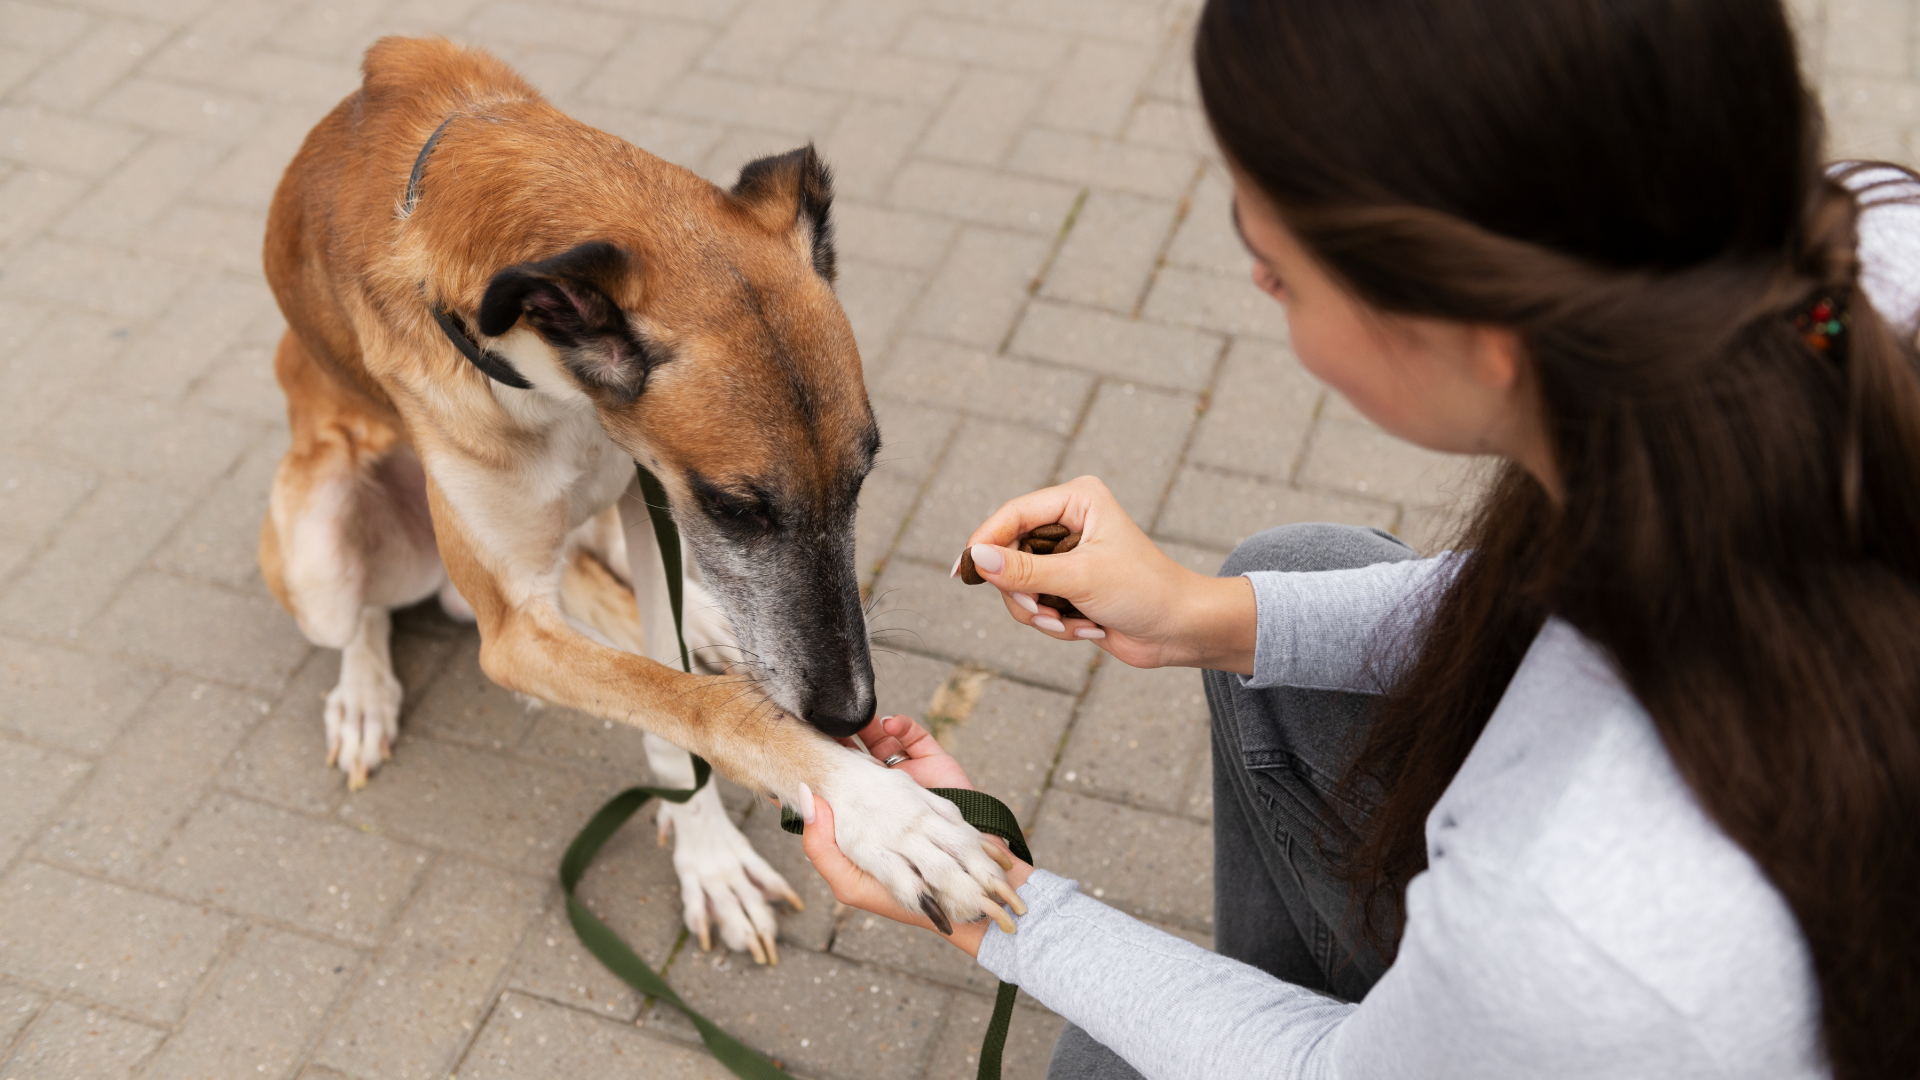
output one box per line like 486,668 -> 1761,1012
477,241 -> 660,402
731,144 -> 836,284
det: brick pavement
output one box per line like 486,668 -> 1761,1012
0,0 -> 1912,1077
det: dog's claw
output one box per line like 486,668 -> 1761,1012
380,739 -> 393,762
696,919 -> 712,952
919,893 -> 954,936
981,840 -> 1014,871
347,761 -> 369,790
763,933 -> 780,966
746,933 -> 768,965
981,901 -> 1018,935
780,886 -> 806,912
989,879 -> 1027,916
325,743 -> 340,768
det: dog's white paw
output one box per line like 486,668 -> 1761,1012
659,782 -> 803,964
324,648 -> 402,790
817,756 -> 1019,936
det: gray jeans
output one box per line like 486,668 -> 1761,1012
1047,523 -> 1419,1080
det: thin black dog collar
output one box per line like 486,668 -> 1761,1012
409,115 -> 534,391
430,304 -> 534,390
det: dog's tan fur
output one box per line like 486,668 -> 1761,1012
259,37 -> 1013,942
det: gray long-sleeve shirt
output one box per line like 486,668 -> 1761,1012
981,595 -> 1821,1079
975,167 -> 1920,1080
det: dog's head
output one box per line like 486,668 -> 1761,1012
472,145 -> 878,738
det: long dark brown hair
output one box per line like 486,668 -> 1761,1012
1197,1 -> 1920,1075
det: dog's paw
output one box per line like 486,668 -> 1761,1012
323,657 -> 402,790
659,782 -> 803,964
817,757 -> 1019,936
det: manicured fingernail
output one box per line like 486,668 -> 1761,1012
797,782 -> 816,825
1033,616 -> 1066,633
1013,592 -> 1039,615
1075,627 -> 1106,639
949,552 -> 963,578
970,544 -> 1004,574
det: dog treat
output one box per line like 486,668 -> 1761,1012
1037,594 -> 1085,619
957,525 -> 1091,621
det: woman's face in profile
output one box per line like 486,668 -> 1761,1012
1228,173 -> 1554,491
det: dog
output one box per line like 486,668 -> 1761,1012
258,36 -> 1016,962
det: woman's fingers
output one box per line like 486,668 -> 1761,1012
892,716 -> 952,762
966,487 -> 1081,551
854,714 -> 903,762
965,475 -> 1119,551
969,541 -> 1085,602
1000,585 -> 1104,643
858,714 -> 963,767
798,796 -> 848,880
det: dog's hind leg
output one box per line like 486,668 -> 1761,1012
261,330 -> 445,788
559,534 -> 802,965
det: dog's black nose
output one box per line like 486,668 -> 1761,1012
804,684 -> 875,740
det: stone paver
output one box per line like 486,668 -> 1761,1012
1,1000 -> 165,1080
0,0 -> 1904,1076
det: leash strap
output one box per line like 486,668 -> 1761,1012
557,388 -> 1031,1080
781,788 -> 1031,1080
631,463 -> 694,676
562,785 -> 785,1078
562,463 -> 773,1069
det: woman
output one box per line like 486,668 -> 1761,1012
803,0 -> 1920,1076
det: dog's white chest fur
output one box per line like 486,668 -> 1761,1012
427,331 -> 636,604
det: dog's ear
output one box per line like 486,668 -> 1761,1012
731,144 -> 836,283
477,241 -> 659,401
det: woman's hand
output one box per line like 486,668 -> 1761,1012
800,715 -> 1032,959
960,475 -> 1258,674
855,714 -> 973,791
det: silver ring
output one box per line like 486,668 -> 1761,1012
881,753 -> 909,768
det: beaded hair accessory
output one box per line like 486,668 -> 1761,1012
1792,295 -> 1849,354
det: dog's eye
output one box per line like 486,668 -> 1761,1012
705,490 -> 775,535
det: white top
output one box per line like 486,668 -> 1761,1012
976,168 -> 1920,1079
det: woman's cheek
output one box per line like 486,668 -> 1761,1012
1293,329 -> 1402,433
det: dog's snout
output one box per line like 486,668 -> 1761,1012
803,683 -> 875,740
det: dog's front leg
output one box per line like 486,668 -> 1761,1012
641,733 -> 797,963
618,486 -> 804,963
431,482 -> 1016,936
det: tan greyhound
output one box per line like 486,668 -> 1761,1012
258,36 -> 1015,963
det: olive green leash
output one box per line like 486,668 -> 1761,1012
562,463 -> 1030,1080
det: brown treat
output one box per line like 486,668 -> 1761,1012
1038,594 -> 1085,620
1027,537 -> 1056,554
1052,533 -> 1080,555
1030,523 -> 1070,541
1019,539 -> 1034,554
959,548 -> 985,585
